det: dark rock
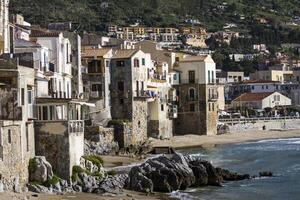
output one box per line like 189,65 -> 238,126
188,161 -> 208,186
98,174 -> 128,194
29,156 -> 54,183
216,168 -> 250,181
199,161 -> 222,186
76,173 -> 99,193
259,171 -> 273,177
27,184 -> 52,194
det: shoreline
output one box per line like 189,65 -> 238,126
151,129 -> 300,150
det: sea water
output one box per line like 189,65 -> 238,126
174,138 -> 300,200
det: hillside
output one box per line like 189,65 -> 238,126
9,0 -> 300,32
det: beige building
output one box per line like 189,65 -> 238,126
174,55 -> 218,136
250,69 -> 293,82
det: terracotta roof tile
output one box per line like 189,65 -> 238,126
233,92 -> 274,102
112,49 -> 138,59
81,48 -> 112,57
180,55 -> 208,62
30,29 -> 60,37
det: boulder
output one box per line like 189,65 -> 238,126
75,172 -> 100,193
126,154 -> 195,193
27,184 -> 53,194
98,174 -> 128,194
188,161 -> 208,186
216,168 -> 250,181
29,157 -> 54,183
259,171 -> 273,177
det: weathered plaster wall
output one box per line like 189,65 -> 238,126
34,121 -> 84,180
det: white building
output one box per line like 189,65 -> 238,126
232,92 -> 292,109
32,31 -> 72,99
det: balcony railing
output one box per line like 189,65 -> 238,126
208,94 -> 218,101
134,90 -> 151,98
180,79 -> 199,84
68,120 -> 84,134
90,91 -> 103,99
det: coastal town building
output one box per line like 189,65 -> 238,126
110,49 -> 149,147
81,47 -> 113,126
232,92 -> 292,110
0,58 -> 35,191
174,55 -> 218,135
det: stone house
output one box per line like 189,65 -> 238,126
110,49 -> 149,147
147,61 -> 177,139
0,58 -> 35,191
81,47 -> 113,125
174,55 -> 218,135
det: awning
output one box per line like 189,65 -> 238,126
70,101 -> 96,107
147,85 -> 158,91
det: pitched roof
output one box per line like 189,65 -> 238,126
112,49 -> 138,59
180,55 -> 208,63
81,48 -> 111,57
30,29 -> 60,37
15,39 -> 41,48
242,79 -> 278,84
233,92 -> 274,102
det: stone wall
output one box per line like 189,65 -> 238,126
0,120 -> 35,191
224,119 -> 300,133
34,121 -> 84,180
113,123 -> 133,149
174,84 -> 218,135
132,100 -> 148,145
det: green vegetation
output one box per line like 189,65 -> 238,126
10,0 -> 300,32
43,175 -> 60,187
82,155 -> 104,168
28,158 -> 38,175
107,170 -> 117,176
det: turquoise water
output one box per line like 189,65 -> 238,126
175,138 -> 300,200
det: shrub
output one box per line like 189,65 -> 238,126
82,155 -> 104,168
107,170 -> 117,176
43,175 -> 60,187
28,158 -> 38,175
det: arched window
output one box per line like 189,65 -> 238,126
189,88 -> 195,100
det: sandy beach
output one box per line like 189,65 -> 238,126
0,190 -> 176,200
151,129 -> 300,149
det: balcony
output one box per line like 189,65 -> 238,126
63,64 -> 72,76
208,94 -> 218,101
68,120 -> 84,134
180,79 -> 199,84
134,90 -> 151,99
90,91 -> 103,99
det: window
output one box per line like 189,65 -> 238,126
188,71 -> 195,83
26,124 -> 29,152
27,89 -> 32,104
142,58 -> 145,65
266,85 -> 268,89
189,88 -> 195,100
212,103 -> 215,111
208,103 -> 211,111
21,88 -> 25,105
88,60 -> 101,73
252,86 -> 254,90
190,104 -> 195,112
134,58 -> 140,67
161,104 -> 164,111
118,81 -> 124,91
208,70 -> 211,83
8,129 -> 11,144
42,106 -> 48,120
116,60 -> 125,67
173,74 -> 177,80
120,99 -> 124,104
106,60 -> 110,68
262,85 -> 264,89
211,71 -> 215,83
